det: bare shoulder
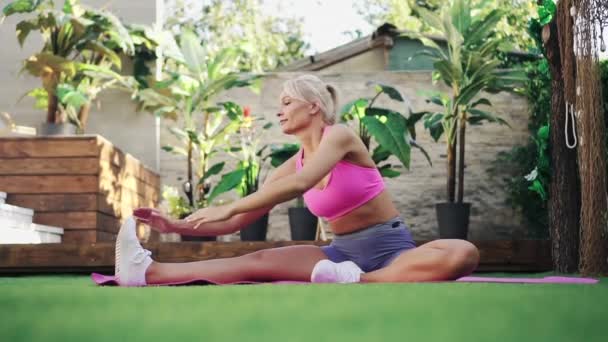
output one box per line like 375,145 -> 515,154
324,124 -> 359,145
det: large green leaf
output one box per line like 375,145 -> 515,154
207,168 -> 246,203
199,162 -> 225,185
83,41 -> 122,68
374,83 -> 404,102
362,109 -> 411,170
471,98 -> 492,108
434,60 -> 457,87
57,83 -> 88,109
538,0 -> 556,26
180,30 -> 206,76
456,76 -> 491,107
2,0 -> 42,16
402,33 -> 449,61
467,108 -> 511,127
23,53 -> 77,80
266,143 -> 299,167
406,111 -> 427,140
168,126 -> 188,140
371,145 -> 392,164
378,165 -> 401,178
415,6 -> 443,31
201,73 -> 240,101
15,19 -> 39,47
450,0 -> 471,34
23,87 -> 48,109
161,145 -> 188,156
219,101 -> 243,121
207,47 -> 238,81
186,129 -> 200,145
423,112 -> 445,142
465,9 -> 503,47
442,9 -> 464,53
347,98 -> 369,119
76,63 -> 123,80
85,9 -> 134,54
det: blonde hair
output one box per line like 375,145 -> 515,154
282,74 -> 339,124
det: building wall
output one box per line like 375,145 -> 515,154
319,48 -> 387,73
160,71 -> 530,241
388,38 -> 442,71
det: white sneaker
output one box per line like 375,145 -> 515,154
310,260 -> 363,283
115,216 -> 153,287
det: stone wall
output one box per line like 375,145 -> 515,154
160,71 -> 530,241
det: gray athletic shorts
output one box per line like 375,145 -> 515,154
321,216 -> 417,272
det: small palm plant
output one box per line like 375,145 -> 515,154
405,0 -> 526,238
136,29 -> 258,215
2,0 -> 136,133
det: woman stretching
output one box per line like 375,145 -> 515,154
115,74 -> 480,286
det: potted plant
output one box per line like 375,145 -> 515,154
215,106 -> 276,241
135,29 -> 259,241
405,0 -> 526,239
263,143 -> 318,240
2,0 -> 136,135
340,82 -> 432,176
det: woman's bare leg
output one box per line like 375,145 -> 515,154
145,245 -> 328,284
361,239 -> 480,283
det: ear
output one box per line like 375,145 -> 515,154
309,102 -> 321,115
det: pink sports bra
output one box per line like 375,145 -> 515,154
295,125 -> 386,221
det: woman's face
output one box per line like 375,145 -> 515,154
277,92 -> 316,134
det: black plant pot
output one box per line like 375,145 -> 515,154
179,212 -> 217,242
240,213 -> 269,241
38,122 -> 77,136
288,207 -> 318,240
436,202 -> 471,240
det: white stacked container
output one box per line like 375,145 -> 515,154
0,193 -> 64,244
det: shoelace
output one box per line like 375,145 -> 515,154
132,249 -> 152,264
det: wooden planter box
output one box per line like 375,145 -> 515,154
0,135 -> 160,243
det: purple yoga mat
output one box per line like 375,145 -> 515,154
91,273 -> 599,286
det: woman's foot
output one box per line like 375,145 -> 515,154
310,260 -> 363,283
115,216 -> 153,287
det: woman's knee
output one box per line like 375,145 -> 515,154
448,240 -> 479,274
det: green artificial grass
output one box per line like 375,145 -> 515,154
1,274 -> 607,342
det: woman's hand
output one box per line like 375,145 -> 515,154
133,207 -> 175,233
184,204 -> 235,229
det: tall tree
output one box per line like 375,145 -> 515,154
164,0 -> 308,72
355,0 -> 537,51
539,0 -> 581,273
574,0 -> 608,276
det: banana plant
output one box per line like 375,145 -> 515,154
2,0 -> 136,132
136,29 -> 260,214
404,0 -> 527,203
341,82 -> 432,178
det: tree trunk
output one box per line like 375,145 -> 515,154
447,138 -> 456,203
47,93 -> 59,123
574,0 -> 608,276
543,17 -> 580,273
77,102 -> 92,133
186,140 -> 194,206
457,110 -> 466,203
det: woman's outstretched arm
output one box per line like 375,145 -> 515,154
135,206 -> 271,236
185,125 -> 357,224
137,149 -> 303,235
